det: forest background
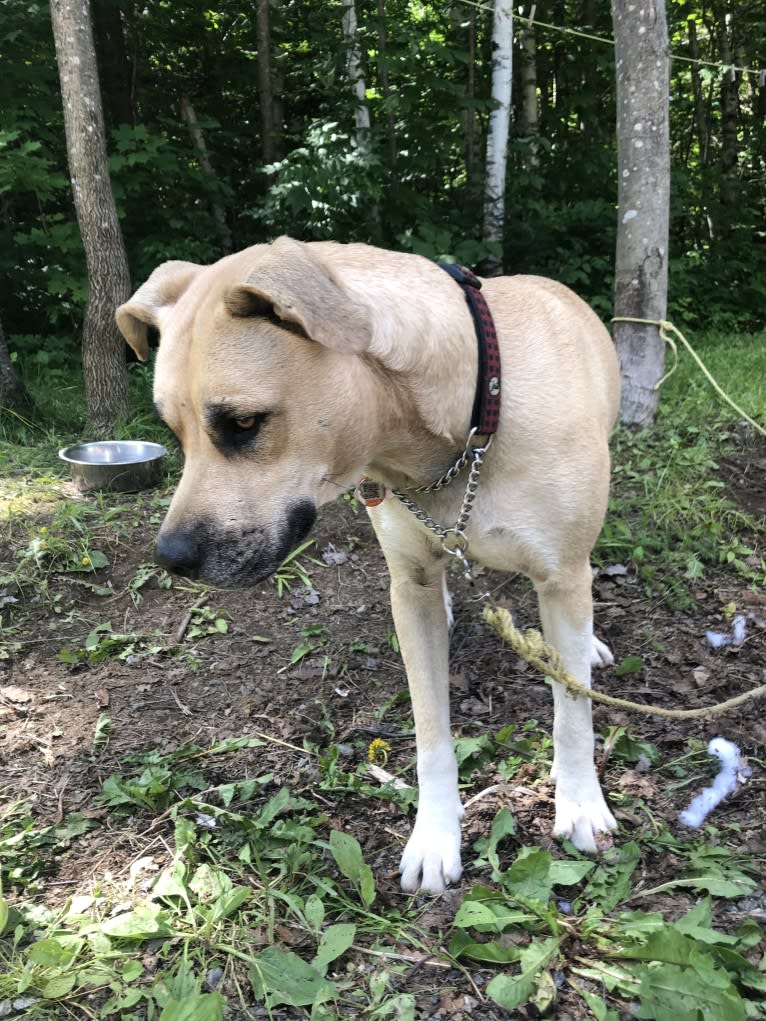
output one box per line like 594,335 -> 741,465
1,0 -> 764,384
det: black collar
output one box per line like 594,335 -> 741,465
439,264 -> 502,437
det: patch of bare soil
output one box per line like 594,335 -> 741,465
1,441 -> 765,1018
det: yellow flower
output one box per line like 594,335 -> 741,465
39,526 -> 48,534
81,556 -> 91,567
367,737 -> 391,765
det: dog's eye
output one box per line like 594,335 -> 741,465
233,415 -> 259,431
219,411 -> 269,452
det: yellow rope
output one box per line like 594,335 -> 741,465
612,316 -> 766,438
483,604 -> 766,721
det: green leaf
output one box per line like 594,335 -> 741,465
453,900 -> 502,929
305,894 -> 325,933
249,945 -> 335,1008
502,847 -> 555,902
0,882 -> 8,935
487,936 -> 561,1011
486,807 -> 516,874
41,972 -> 77,998
329,830 -> 376,906
448,930 -> 521,964
575,985 -> 620,1021
614,655 -> 643,676
313,923 -> 356,975
121,960 -> 144,983
158,992 -> 225,1021
547,859 -> 595,887
634,962 -> 746,1021
100,902 -> 176,939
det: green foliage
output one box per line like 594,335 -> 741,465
598,334 -> 766,606
1,724 -> 764,1018
3,0 -> 765,358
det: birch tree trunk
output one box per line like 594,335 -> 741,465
341,0 -> 371,150
482,0 -> 513,276
611,0 -> 670,426
51,0 -> 131,432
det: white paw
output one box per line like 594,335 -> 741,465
399,803 -> 464,894
553,785 -> 617,853
591,636 -> 614,669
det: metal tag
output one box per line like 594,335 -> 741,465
354,477 -> 387,507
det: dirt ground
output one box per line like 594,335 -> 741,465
1,437 -> 765,1018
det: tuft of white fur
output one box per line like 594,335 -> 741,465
678,737 -> 748,829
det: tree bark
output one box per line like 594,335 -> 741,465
0,317 -> 32,418
180,95 -> 232,252
718,18 -> 741,221
376,0 -> 397,173
51,0 -> 131,433
482,0 -> 513,276
341,0 -> 371,150
612,0 -> 670,426
519,18 -> 539,168
256,0 -> 276,166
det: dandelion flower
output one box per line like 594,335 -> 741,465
367,737 -> 391,765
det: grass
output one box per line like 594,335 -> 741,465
0,328 -> 765,1018
595,328 -> 766,607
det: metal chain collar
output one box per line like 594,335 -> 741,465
392,429 -> 493,580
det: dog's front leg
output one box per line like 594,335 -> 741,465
536,565 -> 618,852
368,505 -> 463,894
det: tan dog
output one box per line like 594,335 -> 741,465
116,237 -> 620,894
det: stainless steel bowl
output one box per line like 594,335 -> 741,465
58,440 -> 168,493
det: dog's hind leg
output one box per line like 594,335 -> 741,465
368,504 -> 463,894
535,563 -> 617,853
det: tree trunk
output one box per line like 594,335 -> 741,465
341,0 -> 371,150
376,0 -> 397,173
687,17 -> 709,166
50,0 -> 131,433
482,0 -> 513,276
256,0 -> 276,166
718,18 -> 740,222
91,0 -> 134,127
519,18 -> 539,168
180,95 -> 233,252
0,317 -> 32,419
611,0 -> 670,426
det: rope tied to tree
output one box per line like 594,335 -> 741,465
612,316 -> 766,438
483,603 -> 766,720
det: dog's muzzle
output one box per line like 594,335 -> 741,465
155,500 -> 317,587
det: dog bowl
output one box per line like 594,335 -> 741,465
58,440 -> 168,493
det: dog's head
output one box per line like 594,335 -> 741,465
116,237 -> 375,586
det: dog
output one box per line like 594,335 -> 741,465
116,236 -> 620,894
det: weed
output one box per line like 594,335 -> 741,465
274,538 -> 321,597
601,420 -> 765,607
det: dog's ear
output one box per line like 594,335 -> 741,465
116,261 -> 202,361
225,236 -> 372,354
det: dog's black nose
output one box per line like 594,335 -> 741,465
156,529 -> 201,578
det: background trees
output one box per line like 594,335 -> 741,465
0,0 -> 763,414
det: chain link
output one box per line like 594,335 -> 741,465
391,432 -> 492,580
